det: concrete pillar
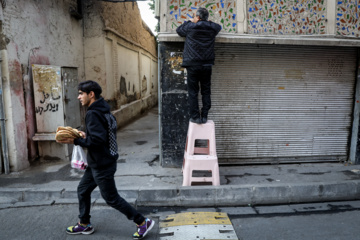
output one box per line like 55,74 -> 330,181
237,0 -> 247,34
159,1 -> 167,33
1,50 -> 29,171
350,49 -> 360,164
159,42 -> 188,167
327,0 -> 336,35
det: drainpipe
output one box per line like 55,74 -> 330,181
158,42 -> 162,166
0,50 -> 10,174
0,72 -> 2,174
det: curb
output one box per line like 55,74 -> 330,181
1,181 -> 359,208
136,181 -> 360,206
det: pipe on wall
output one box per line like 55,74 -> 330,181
0,50 -> 10,174
158,42 -> 162,166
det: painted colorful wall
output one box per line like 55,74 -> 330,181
165,0 -> 359,37
167,0 -> 237,32
336,0 -> 360,37
247,0 -> 327,35
247,0 -> 359,37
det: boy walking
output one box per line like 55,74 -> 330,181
57,80 -> 154,239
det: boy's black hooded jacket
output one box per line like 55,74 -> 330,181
176,20 -> 221,67
74,97 -> 118,168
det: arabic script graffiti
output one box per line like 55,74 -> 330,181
35,89 -> 61,115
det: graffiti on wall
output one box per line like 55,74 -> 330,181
35,90 -> 60,115
336,0 -> 360,37
168,0 -> 237,32
247,0 -> 327,35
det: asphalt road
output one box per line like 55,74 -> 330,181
1,201 -> 360,240
0,204 -> 160,240
231,203 -> 360,240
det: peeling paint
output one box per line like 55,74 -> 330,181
118,75 -> 140,105
32,65 -> 62,96
32,65 -> 64,133
9,60 -> 24,97
93,66 -> 101,72
29,49 -> 50,66
169,52 -> 184,71
120,76 -> 127,95
141,75 -> 147,96
15,121 -> 27,157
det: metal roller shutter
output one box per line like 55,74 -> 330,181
209,44 -> 357,164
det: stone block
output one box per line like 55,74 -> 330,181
138,187 -> 180,206
179,187 -> 217,206
215,186 -> 253,206
252,184 -> 291,205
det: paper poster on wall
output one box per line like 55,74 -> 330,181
32,64 -> 65,133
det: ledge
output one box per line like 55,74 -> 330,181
112,94 -> 158,129
158,33 -> 360,47
104,27 -> 158,59
32,133 -> 56,141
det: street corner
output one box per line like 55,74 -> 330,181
159,211 -> 239,240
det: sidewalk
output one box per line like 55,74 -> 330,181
1,107 -> 360,208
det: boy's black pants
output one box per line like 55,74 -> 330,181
77,162 -> 145,225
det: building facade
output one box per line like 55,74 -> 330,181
0,0 -> 157,173
157,0 -> 360,167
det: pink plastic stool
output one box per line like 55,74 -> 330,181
182,120 -> 220,186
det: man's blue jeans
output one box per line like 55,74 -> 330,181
186,65 -> 212,119
77,162 -> 145,225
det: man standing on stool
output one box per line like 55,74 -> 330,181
176,7 -> 221,124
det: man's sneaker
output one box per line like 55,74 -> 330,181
66,222 -> 94,235
133,218 -> 155,239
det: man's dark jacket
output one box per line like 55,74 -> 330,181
74,98 -> 118,168
176,20 -> 221,67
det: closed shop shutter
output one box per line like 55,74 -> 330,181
209,44 -> 357,164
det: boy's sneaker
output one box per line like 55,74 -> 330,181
66,222 -> 94,235
133,218 -> 155,239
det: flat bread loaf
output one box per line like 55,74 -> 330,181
55,126 -> 82,141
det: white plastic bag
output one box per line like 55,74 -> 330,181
71,145 -> 87,170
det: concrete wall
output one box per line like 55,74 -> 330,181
83,1 -> 158,127
0,0 -> 158,172
1,0 -> 84,171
